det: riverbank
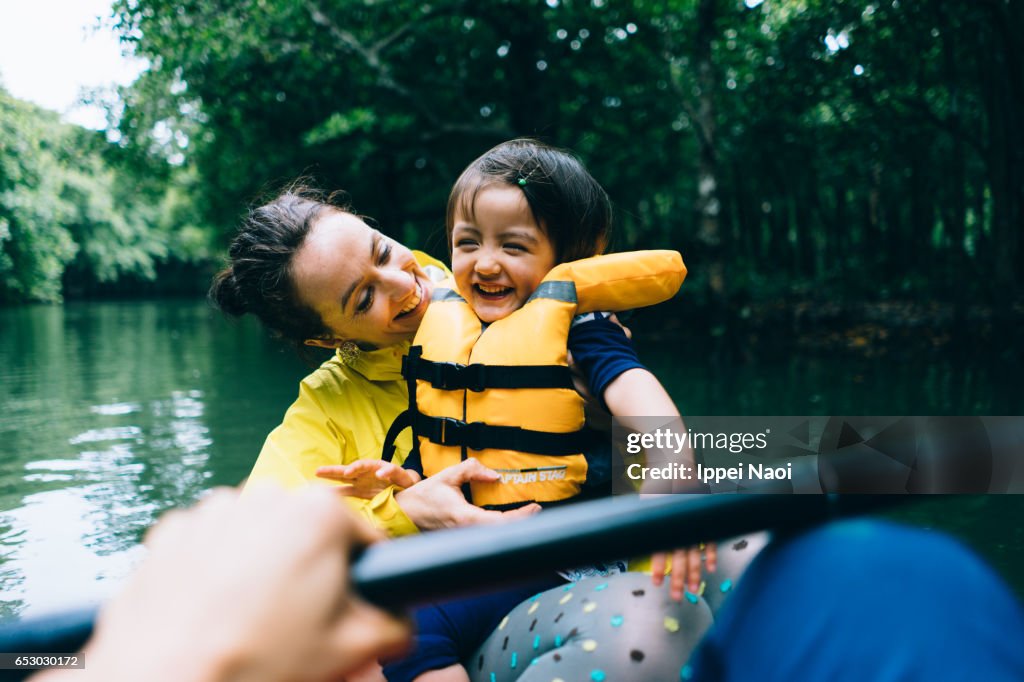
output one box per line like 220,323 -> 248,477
636,297 -> 1024,361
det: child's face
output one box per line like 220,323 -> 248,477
451,185 -> 557,323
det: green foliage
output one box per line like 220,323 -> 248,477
60,152 -> 166,283
0,88 -> 216,303
303,109 -> 377,147
0,93 -> 80,302
7,0 -> 1022,306
105,0 -> 1021,308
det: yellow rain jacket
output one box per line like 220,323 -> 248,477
244,252 -> 448,537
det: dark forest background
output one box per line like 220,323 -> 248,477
2,0 -> 1021,349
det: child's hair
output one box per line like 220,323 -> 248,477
446,138 -> 611,263
208,183 -> 350,346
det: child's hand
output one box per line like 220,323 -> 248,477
650,543 -> 718,602
316,460 -> 423,499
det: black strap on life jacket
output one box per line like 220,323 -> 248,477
380,346 -> 425,465
381,409 -> 413,464
412,413 -> 586,456
404,355 -> 575,392
381,345 -> 586,463
402,346 -> 586,454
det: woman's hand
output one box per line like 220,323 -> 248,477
395,458 -> 541,531
317,461 -> 422,499
57,485 -> 409,682
650,543 -> 718,602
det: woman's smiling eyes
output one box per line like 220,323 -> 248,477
356,287 -> 373,314
355,238 -> 393,314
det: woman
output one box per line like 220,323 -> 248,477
209,185 -> 735,681
210,188 -> 545,534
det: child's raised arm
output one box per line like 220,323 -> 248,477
603,368 -> 682,434
602,368 -> 717,601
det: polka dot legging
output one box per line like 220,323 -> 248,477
468,573 -> 707,682
467,534 -> 767,682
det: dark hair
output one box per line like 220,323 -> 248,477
209,185 -> 350,346
446,138 -> 611,263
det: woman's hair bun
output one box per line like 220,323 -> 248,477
208,267 -> 249,317
208,179 -> 339,350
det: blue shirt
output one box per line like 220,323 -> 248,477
569,311 -> 646,403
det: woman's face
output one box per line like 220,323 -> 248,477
291,210 -> 432,349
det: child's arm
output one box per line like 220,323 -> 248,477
317,460 -> 422,499
602,367 -> 680,426
603,369 -> 717,601
603,367 -> 695,485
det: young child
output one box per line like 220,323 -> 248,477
321,139 -> 712,682
411,150 -> 685,505
327,139 -> 688,500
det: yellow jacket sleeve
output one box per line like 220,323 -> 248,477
243,251 -> 447,538
245,356 -> 418,537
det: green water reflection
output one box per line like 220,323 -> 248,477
0,301 -> 309,618
0,301 -> 1021,619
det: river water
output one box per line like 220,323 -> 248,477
1,300 -> 1021,619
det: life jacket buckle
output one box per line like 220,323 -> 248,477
435,362 -> 463,390
435,362 -> 487,392
437,417 -> 486,451
463,363 -> 487,392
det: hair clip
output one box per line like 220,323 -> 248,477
517,177 -> 528,187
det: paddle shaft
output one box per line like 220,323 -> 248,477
0,490 -> 907,674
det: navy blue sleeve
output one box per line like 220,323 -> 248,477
567,313 -> 647,402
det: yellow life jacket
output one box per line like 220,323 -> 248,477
389,250 -> 686,509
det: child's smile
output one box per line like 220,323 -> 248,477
474,283 -> 513,298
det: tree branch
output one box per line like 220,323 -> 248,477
303,0 -> 444,129
664,53 -> 714,157
371,2 -> 468,55
891,93 -> 986,157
